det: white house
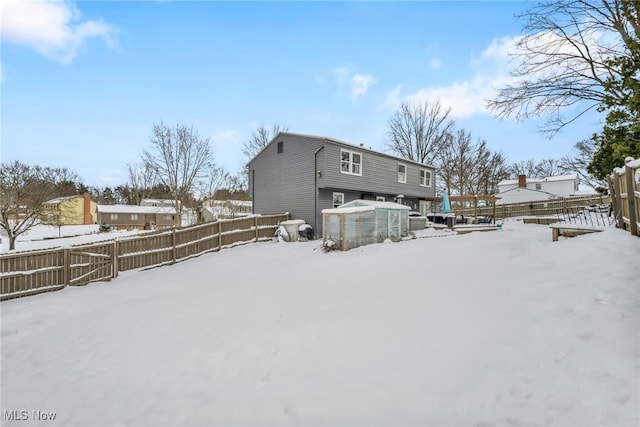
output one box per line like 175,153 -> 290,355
496,174 -> 588,205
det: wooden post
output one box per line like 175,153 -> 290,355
63,248 -> 70,286
172,228 -> 177,264
625,164 -> 638,236
254,216 -> 259,241
610,171 -> 623,228
492,202 -> 496,224
217,221 -> 222,250
112,240 -> 118,279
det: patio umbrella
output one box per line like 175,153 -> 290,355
441,192 -> 451,213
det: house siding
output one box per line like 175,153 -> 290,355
319,141 -> 434,201
249,133 -> 324,226
248,133 -> 436,237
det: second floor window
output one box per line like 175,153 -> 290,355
110,214 -> 118,220
419,169 -> 432,187
340,149 -> 362,176
398,163 -> 407,183
131,214 -> 138,220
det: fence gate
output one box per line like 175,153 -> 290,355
69,242 -> 114,286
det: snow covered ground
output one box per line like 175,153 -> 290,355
0,224 -> 144,254
1,218 -> 639,426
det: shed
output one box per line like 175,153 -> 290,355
322,200 -> 410,251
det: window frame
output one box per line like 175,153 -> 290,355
397,163 -> 407,183
110,213 -> 118,221
340,149 -> 362,176
333,192 -> 345,208
131,213 -> 138,221
376,196 -> 385,202
419,169 -> 432,187
277,141 -> 283,154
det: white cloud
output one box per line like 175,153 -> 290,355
429,58 -> 442,70
382,36 -> 519,119
329,66 -> 375,103
0,0 -> 117,64
351,74 -> 375,102
332,66 -> 351,85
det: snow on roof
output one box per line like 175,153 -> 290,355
340,200 -> 411,210
498,174 -> 578,186
96,204 -> 177,214
627,157 -> 640,168
322,206 -> 375,214
45,195 -> 79,204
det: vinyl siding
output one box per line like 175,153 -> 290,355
248,133 -> 436,237
248,133 -> 324,227
318,141 -> 435,200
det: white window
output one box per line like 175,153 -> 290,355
419,169 -> 432,187
163,215 -> 175,221
110,213 -> 118,220
376,196 -> 385,202
333,192 -> 345,208
398,163 -> 407,183
131,214 -> 138,221
340,149 -> 362,176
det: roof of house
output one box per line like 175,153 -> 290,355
498,174 -> 578,187
45,195 -> 81,204
497,187 -> 557,197
247,131 -> 436,169
96,204 -> 177,214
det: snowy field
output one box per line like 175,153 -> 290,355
0,224 -> 143,254
1,218 -> 639,426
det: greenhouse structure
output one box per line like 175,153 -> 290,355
321,200 -> 410,251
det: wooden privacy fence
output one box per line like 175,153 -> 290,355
608,157 -> 640,237
0,213 -> 289,301
453,194 -> 610,221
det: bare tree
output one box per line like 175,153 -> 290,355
560,138 -> 608,189
385,100 -> 455,165
436,130 -> 509,197
142,122 -> 214,225
195,166 -> 230,203
509,159 -> 544,178
127,162 -> 158,205
536,158 -> 564,177
0,161 -> 80,250
487,0 -> 638,136
242,123 -> 288,163
467,144 -> 510,196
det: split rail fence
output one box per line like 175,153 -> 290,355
608,157 -> 640,237
0,213 -> 289,301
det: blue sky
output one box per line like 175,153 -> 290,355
1,0 -> 604,188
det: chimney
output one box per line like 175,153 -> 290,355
83,193 -> 92,224
518,174 -> 527,188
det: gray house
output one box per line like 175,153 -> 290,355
247,132 -> 436,237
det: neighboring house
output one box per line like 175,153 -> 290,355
96,205 -> 179,231
495,187 -> 558,205
247,132 -> 436,236
140,199 -> 196,227
498,174 -> 579,196
41,194 -> 96,225
201,200 -> 252,222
